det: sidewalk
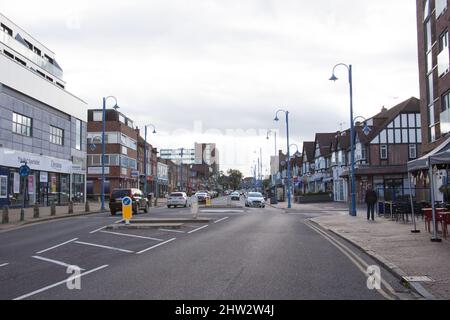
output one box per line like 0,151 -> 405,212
272,201 -> 450,299
0,198 -> 168,232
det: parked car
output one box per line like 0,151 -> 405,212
230,191 -> 241,201
109,188 -> 149,216
245,192 -> 266,208
167,192 -> 188,208
194,191 -> 210,203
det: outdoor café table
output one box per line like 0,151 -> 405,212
384,201 -> 394,219
422,208 -> 445,233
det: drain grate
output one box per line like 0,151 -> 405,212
403,276 -> 434,283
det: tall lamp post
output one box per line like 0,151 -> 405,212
329,63 -> 356,216
143,124 -> 157,197
274,109 -> 292,209
101,96 -> 119,211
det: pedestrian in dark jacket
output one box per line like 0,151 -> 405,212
365,185 -> 378,221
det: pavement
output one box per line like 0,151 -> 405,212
270,200 -> 450,299
0,196 -> 419,300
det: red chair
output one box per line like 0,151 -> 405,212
424,210 -> 444,233
441,213 -> 450,240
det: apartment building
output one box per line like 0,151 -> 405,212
0,13 -> 87,207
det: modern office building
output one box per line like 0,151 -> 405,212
0,13 -> 88,207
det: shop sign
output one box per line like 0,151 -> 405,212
88,167 -> 110,175
0,148 -> 72,173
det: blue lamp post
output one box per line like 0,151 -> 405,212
329,63 -> 356,216
274,109 -> 292,209
144,124 -> 157,197
101,96 -> 119,211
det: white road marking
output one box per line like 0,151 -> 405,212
114,219 -> 124,224
159,228 -> 186,233
214,217 -> 229,224
32,256 -> 85,271
13,265 -> 108,300
74,241 -> 134,254
188,225 -> 209,234
100,230 -> 163,241
201,210 -> 244,213
137,238 -> 176,255
36,238 -> 78,254
90,226 -> 107,234
0,263 -> 9,268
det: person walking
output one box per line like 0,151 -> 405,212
365,185 -> 378,221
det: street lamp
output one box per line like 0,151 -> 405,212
274,109 -> 292,209
144,124 -> 157,198
101,96 -> 119,211
353,116 -> 371,136
329,63 -> 356,216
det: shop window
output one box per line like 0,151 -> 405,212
0,176 -> 7,198
12,112 -> 32,137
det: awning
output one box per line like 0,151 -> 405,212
407,137 -> 450,172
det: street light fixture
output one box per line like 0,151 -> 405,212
101,96 -> 119,211
329,63 -> 356,216
274,109 -> 292,209
144,124 -> 157,198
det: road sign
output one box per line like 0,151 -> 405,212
122,197 -> 133,224
90,144 -> 97,151
19,164 -> 30,177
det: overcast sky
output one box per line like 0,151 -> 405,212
1,0 -> 419,176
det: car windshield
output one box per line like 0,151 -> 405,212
248,193 -> 263,198
170,193 -> 184,197
111,189 -> 130,198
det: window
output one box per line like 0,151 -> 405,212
443,91 -> 450,112
0,176 -> 7,198
436,0 -> 448,18
75,119 -> 82,150
1,23 -> 12,36
119,114 -> 126,124
439,30 -> 448,52
121,146 -> 128,155
127,119 -> 134,129
12,113 -> 32,137
93,111 -> 103,122
380,145 -> 388,160
408,114 -> 416,127
409,144 -> 418,159
14,57 -> 26,66
3,50 -> 14,59
50,126 -> 64,145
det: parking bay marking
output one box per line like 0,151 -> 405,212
0,263 -> 9,268
100,230 -> 163,241
214,217 -> 229,224
90,226 -> 107,234
36,238 -> 79,254
159,228 -> 185,234
137,238 -> 176,255
188,225 -> 209,234
13,265 -> 108,301
74,241 -> 134,254
32,256 -> 85,271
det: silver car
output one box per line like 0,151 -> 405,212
167,192 -> 188,208
245,192 -> 266,208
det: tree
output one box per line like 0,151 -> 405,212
227,169 -> 243,190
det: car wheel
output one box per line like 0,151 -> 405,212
144,203 -> 149,213
184,202 -> 187,208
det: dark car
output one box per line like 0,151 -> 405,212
109,188 -> 149,216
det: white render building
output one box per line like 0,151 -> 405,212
0,13 -> 88,207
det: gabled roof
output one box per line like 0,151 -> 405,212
315,133 -> 336,157
302,142 -> 315,162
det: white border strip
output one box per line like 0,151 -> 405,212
159,228 -> 186,233
0,263 -> 9,268
137,238 -> 176,255
100,230 -> 163,241
36,238 -> 78,254
32,256 -> 85,271
74,241 -> 134,253
13,265 -> 108,300
188,225 -> 209,234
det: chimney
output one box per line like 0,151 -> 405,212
381,106 -> 388,113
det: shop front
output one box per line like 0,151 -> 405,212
0,148 -> 86,207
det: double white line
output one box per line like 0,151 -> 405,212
304,220 -> 398,300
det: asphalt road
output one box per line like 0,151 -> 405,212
0,197 -> 417,300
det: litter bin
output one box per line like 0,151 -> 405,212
270,196 -> 278,205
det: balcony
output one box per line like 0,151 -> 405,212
0,32 -> 63,79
